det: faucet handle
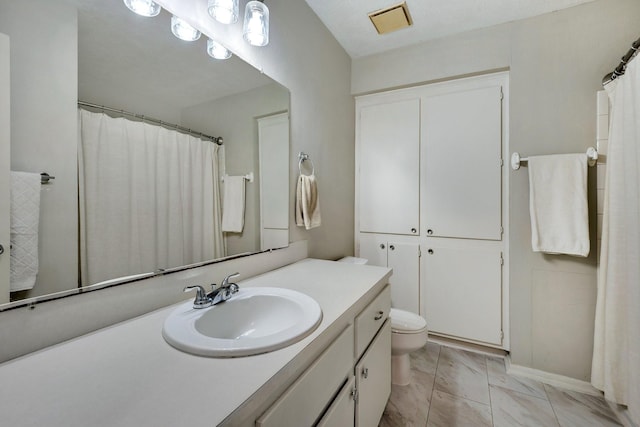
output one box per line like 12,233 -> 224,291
184,285 -> 212,308
221,272 -> 240,287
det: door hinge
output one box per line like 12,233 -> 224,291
500,330 -> 504,341
351,387 -> 359,403
500,87 -> 504,100
418,247 -> 422,257
500,226 -> 504,236
499,158 -> 504,167
499,253 -> 504,265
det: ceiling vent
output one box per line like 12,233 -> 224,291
368,2 -> 413,35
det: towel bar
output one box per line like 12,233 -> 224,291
221,173 -> 253,183
511,147 -> 598,170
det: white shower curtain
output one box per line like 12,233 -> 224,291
592,56 -> 640,424
78,109 -> 225,286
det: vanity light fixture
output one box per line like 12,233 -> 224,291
243,0 -> 269,47
171,15 -> 201,41
208,0 -> 239,25
207,39 -> 232,60
123,0 -> 161,17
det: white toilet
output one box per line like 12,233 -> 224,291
338,256 -> 428,386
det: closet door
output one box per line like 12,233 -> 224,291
424,245 -> 503,346
423,85 -> 503,240
358,234 -> 388,268
0,34 -> 9,303
258,113 -> 289,250
358,98 -> 420,236
387,242 -> 420,314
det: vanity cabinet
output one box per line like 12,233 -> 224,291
358,234 -> 420,314
257,285 -> 392,427
355,72 -> 508,349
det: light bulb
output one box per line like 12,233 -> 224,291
171,16 -> 201,42
207,39 -> 232,60
123,0 -> 161,17
243,1 -> 269,47
208,0 -> 239,25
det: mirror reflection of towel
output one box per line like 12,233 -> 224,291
10,171 -> 41,291
296,174 -> 321,230
222,176 -> 246,233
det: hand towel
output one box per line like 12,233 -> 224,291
10,171 -> 41,291
296,174 -> 321,230
528,153 -> 589,257
222,176 -> 246,233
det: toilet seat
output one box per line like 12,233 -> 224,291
390,308 -> 427,334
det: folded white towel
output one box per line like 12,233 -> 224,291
222,176 -> 246,233
10,171 -> 41,291
528,154 -> 589,257
296,174 -> 321,230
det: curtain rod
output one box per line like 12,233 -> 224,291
602,36 -> 640,86
77,101 -> 224,145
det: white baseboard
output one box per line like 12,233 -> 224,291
506,357 -> 601,396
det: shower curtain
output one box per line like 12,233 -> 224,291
78,109 -> 225,286
592,56 -> 640,424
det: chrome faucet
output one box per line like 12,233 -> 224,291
208,272 -> 240,305
183,273 -> 241,309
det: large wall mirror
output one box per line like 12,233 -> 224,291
0,0 -> 290,308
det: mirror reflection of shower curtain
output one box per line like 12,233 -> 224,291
592,55 -> 640,425
78,109 -> 225,286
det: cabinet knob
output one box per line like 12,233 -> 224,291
427,229 -> 433,235
389,245 -> 395,251
362,367 -> 369,379
379,244 -> 385,250
411,228 -> 417,234
0,244 -> 3,255
374,310 -> 384,320
428,249 -> 434,255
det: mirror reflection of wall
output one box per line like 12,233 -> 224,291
0,0 -> 290,306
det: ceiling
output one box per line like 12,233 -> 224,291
304,0 -> 597,58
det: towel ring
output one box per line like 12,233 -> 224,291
298,152 -> 315,176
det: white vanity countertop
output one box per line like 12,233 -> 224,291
0,258 -> 391,427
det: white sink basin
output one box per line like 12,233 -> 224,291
162,287 -> 323,357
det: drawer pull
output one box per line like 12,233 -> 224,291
374,311 -> 384,321
362,367 -> 369,379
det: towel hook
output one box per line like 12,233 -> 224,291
298,152 -> 315,176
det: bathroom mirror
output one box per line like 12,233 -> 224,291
0,0 -> 290,307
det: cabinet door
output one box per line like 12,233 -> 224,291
358,98 -> 420,236
357,234 -> 387,268
0,34 -> 9,303
387,242 -> 420,314
258,113 -> 289,250
317,376 -> 356,427
423,85 -> 503,240
356,320 -> 391,427
425,246 -> 502,345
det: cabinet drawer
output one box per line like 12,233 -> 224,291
256,324 -> 354,427
355,285 -> 390,359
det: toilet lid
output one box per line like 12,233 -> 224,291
390,308 -> 427,332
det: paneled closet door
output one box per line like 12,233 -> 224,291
424,245 -> 503,346
358,98 -> 420,236
423,85 -> 503,240
387,242 -> 420,314
358,234 -> 388,268
0,34 -> 10,304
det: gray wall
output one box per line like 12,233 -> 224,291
157,0 -> 355,261
0,0 -> 79,298
352,0 -> 640,381
181,83 -> 289,256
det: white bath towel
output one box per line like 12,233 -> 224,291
10,171 -> 41,291
528,154 -> 589,257
296,174 -> 321,230
222,176 -> 246,233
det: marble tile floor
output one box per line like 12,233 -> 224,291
380,342 -> 622,427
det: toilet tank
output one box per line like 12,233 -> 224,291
337,256 -> 368,265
